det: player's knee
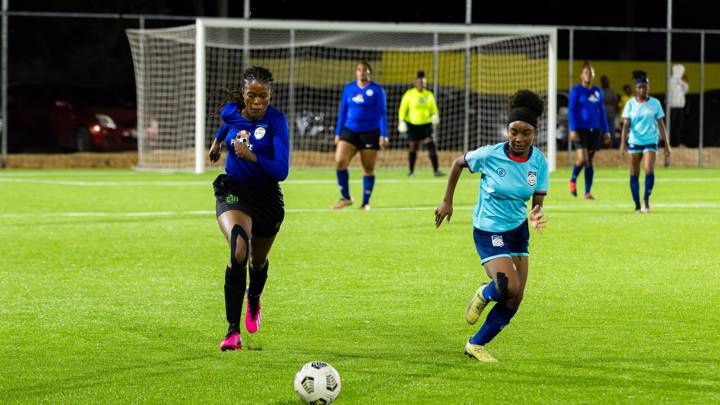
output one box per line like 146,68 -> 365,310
230,225 -> 250,268
335,158 -> 349,169
363,168 -> 374,176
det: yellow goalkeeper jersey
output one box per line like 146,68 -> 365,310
398,88 -> 439,125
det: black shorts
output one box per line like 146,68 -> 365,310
339,127 -> 381,150
573,128 -> 602,151
406,123 -> 433,141
213,174 -> 285,238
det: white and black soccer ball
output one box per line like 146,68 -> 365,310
293,361 -> 341,404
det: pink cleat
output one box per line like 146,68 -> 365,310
219,329 -> 242,351
245,293 -> 262,334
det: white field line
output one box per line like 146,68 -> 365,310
1,202 -> 718,220
0,177 -> 718,187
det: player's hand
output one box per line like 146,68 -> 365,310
398,121 -> 408,133
431,114 -> 440,126
529,204 -> 546,233
334,136 -> 340,146
233,130 -> 254,161
619,144 -> 627,157
603,132 -> 611,145
379,137 -> 388,150
569,131 -> 579,142
209,140 -> 222,163
434,201 -> 453,228
664,145 -> 672,158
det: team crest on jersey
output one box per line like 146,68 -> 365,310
527,170 -> 537,186
491,235 -> 504,247
352,93 -> 365,103
589,91 -> 599,103
496,167 -> 506,177
254,126 -> 266,140
365,89 -> 374,97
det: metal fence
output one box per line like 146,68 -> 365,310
1,10 -> 719,168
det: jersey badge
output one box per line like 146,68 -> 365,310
527,170 -> 537,186
365,89 -> 374,97
352,93 -> 365,103
254,126 -> 266,140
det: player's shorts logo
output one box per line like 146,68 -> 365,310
491,235 -> 504,247
226,194 -> 238,204
254,127 -> 266,140
365,89 -> 374,97
496,168 -> 506,177
527,171 -> 537,186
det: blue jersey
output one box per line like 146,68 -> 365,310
214,103 -> 290,186
568,84 -> 609,133
465,142 -> 549,233
622,96 -> 665,145
335,81 -> 388,137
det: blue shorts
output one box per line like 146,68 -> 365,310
473,220 -> 529,264
628,143 -> 657,154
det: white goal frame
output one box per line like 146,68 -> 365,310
193,18 -> 557,173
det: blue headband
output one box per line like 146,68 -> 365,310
634,77 -> 649,85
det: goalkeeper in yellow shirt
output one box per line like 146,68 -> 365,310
398,71 -> 443,177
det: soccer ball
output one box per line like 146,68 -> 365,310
293,361 -> 341,404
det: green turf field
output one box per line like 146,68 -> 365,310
1,167 -> 719,404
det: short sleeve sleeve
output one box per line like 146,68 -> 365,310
622,99 -> 631,119
535,158 -> 550,194
654,99 -> 665,120
464,145 -> 491,173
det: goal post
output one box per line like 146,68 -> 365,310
127,19 -> 557,173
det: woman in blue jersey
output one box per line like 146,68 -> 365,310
568,61 -> 611,199
619,70 -> 671,213
435,90 -> 548,363
332,61 -> 388,210
208,66 -> 290,351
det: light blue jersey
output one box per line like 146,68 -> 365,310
465,142 -> 549,233
622,96 -> 665,145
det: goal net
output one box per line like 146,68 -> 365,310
127,20 -> 556,173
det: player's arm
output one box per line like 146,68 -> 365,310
398,92 -> 409,132
657,118 -> 671,157
429,92 -> 440,125
435,155 -> 468,228
335,86 -> 349,142
598,90 -> 611,143
254,114 -> 290,181
378,86 -> 389,148
568,87 -> 578,140
619,102 -> 631,155
530,194 -> 546,232
209,123 -> 230,163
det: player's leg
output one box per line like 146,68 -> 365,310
333,139 -> 357,208
407,139 -> 419,177
217,210 -> 253,350
359,148 -> 377,210
583,132 -> 598,199
244,234 -> 276,333
423,136 -> 443,176
570,145 -> 587,197
629,152 -> 643,212
642,150 -> 656,212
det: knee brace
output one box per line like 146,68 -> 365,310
230,224 -> 250,270
496,272 -> 509,301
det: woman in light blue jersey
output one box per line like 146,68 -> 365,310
435,90 -> 548,363
619,70 -> 671,213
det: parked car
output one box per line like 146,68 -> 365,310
7,83 -> 137,152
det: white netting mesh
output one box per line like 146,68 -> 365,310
127,23 -> 551,171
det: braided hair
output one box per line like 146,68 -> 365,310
210,66 -> 274,116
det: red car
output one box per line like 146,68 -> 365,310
7,83 -> 137,152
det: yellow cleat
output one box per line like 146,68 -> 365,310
331,198 -> 353,209
464,341 -> 498,363
465,284 -> 489,325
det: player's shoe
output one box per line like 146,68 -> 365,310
433,170 -> 445,177
465,283 -> 489,325
569,181 -> 577,197
464,341 -> 498,363
583,192 -> 595,200
641,206 -> 650,213
360,204 -> 371,211
332,198 -> 353,209
245,292 -> 262,334
407,172 -> 415,178
219,325 -> 242,351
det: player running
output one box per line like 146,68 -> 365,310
398,70 -> 443,177
435,89 -> 548,363
619,70 -> 671,213
208,66 -> 290,351
332,61 -> 388,210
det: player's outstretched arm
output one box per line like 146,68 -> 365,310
435,156 -> 467,228
529,194 -> 546,233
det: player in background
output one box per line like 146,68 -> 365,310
398,70 -> 443,177
332,61 -> 388,210
208,66 -> 290,351
619,70 -> 671,213
435,90 -> 548,363
568,62 -> 611,199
